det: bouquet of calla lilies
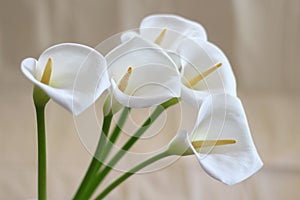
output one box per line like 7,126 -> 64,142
21,14 -> 263,199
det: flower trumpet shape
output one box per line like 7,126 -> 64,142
140,14 -> 207,50
167,94 -> 263,185
21,43 -> 110,115
178,38 -> 237,107
134,14 -> 236,107
105,34 -> 181,111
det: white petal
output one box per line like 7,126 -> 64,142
189,94 -> 263,185
21,57 -> 39,85
179,38 -> 237,105
181,84 -> 208,109
140,14 -> 207,50
21,43 -> 110,115
111,64 -> 181,108
106,35 -> 179,78
106,35 -> 180,108
121,31 -> 183,71
120,31 -> 139,43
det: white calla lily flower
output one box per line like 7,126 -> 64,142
140,14 -> 207,50
168,94 -> 263,185
132,14 -> 236,107
178,38 -> 237,107
105,34 -> 181,111
21,43 -> 110,115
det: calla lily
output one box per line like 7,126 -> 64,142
140,14 -> 207,50
178,38 -> 237,107
21,43 -> 110,115
167,94 -> 263,185
105,34 -> 181,112
130,15 -> 236,107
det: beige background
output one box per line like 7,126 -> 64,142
1,0 -> 300,199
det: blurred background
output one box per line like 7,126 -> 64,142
0,0 -> 299,199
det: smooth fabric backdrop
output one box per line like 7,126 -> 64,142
0,0 -> 299,199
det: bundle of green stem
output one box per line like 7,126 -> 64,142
72,97 -> 180,199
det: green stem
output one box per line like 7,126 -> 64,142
84,98 -> 180,198
95,151 -> 169,199
35,104 -> 47,200
73,113 -> 113,200
101,107 -> 131,163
